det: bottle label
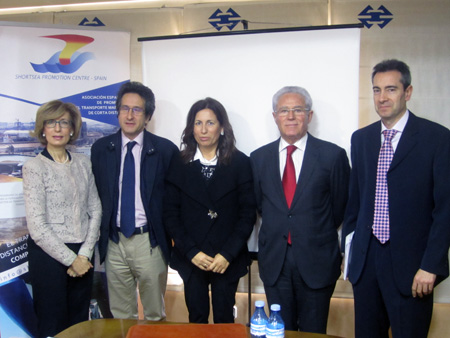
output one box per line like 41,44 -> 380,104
266,327 -> 284,338
250,323 -> 266,337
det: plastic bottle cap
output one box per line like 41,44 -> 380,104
255,300 -> 265,307
270,304 -> 281,311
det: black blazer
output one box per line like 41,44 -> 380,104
91,129 -> 178,264
251,134 -> 350,289
164,150 -> 256,282
343,113 -> 450,295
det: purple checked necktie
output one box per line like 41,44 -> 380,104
373,129 -> 397,243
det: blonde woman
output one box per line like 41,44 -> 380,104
23,100 -> 101,337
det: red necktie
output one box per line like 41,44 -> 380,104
282,145 -> 297,244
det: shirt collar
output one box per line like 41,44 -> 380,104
381,110 -> 410,134
193,146 -> 218,165
279,133 -> 308,153
121,131 -> 144,150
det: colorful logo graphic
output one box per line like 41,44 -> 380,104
30,34 -> 95,73
358,5 -> 393,28
209,8 -> 241,31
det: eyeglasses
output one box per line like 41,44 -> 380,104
119,105 -> 144,116
44,119 -> 72,128
276,107 -> 310,116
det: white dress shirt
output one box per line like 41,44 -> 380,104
381,110 -> 409,152
278,134 -> 308,183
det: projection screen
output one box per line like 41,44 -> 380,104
140,24 -> 361,156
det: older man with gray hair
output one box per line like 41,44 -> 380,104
250,86 -> 350,334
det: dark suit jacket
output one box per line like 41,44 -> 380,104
250,133 -> 350,289
91,129 -> 178,264
164,150 -> 256,282
343,112 -> 450,295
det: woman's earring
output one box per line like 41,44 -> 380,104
220,130 -> 224,136
42,133 -> 45,137
70,133 -> 73,137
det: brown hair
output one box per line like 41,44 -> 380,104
181,97 -> 236,165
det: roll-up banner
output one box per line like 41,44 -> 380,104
0,22 -> 129,337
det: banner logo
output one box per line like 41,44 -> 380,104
209,8 -> 241,31
358,5 -> 393,28
30,34 -> 95,73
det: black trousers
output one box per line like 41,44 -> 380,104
352,236 -> 433,338
183,266 -> 239,324
264,245 -> 335,333
28,238 -> 93,338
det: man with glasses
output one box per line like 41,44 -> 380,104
250,86 -> 350,334
91,82 -> 178,320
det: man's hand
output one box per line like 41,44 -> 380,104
412,269 -> 436,298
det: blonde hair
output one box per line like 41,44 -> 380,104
31,100 -> 82,145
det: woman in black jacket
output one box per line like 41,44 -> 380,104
164,97 -> 256,323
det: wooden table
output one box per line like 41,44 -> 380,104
55,319 -> 342,338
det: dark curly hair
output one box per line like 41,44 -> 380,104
116,81 -> 156,119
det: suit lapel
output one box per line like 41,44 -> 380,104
141,131 -> 157,205
183,161 -> 213,209
207,163 -> 229,203
366,122 -> 382,167
107,131 -> 122,204
268,139 -> 287,207
292,134 -> 318,206
390,113 -> 419,171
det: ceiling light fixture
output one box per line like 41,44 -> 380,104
0,0 -> 175,15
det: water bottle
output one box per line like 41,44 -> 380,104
266,304 -> 284,338
89,299 -> 102,320
250,300 -> 268,338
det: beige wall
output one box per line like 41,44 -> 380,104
2,0 -> 449,301
2,0 -> 448,128
331,0 -> 450,129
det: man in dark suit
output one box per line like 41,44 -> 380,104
91,82 -> 178,320
343,59 -> 450,337
250,86 -> 350,333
